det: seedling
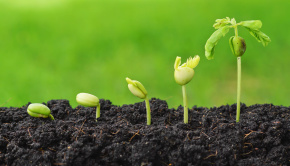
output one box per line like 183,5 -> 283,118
76,93 -> 100,121
27,103 -> 54,120
205,17 -> 270,122
126,77 -> 151,125
174,55 -> 200,124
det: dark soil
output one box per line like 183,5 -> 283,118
0,98 -> 289,166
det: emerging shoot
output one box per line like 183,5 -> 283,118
205,17 -> 270,122
27,103 -> 54,120
126,77 -> 151,125
76,93 -> 100,121
174,55 -> 200,124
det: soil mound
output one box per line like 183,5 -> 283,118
0,98 -> 289,165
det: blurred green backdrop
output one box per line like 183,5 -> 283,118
0,0 -> 289,108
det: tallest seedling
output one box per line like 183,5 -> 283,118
205,17 -> 271,122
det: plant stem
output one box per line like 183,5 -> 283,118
182,85 -> 188,124
49,114 -> 55,120
236,57 -> 241,122
96,105 -> 101,121
235,26 -> 238,37
145,97 -> 151,125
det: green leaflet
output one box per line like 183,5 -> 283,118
213,17 -> 231,29
245,28 -> 271,46
205,26 -> 230,60
240,20 -> 262,30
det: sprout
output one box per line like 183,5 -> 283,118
76,93 -> 100,121
174,55 -> 200,124
205,17 -> 270,122
27,103 -> 54,120
126,77 -> 151,125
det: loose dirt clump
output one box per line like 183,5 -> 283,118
0,98 -> 289,165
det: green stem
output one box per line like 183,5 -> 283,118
145,97 -> 151,125
49,114 -> 54,120
235,26 -> 238,37
96,104 -> 101,121
182,85 -> 188,124
236,57 -> 241,122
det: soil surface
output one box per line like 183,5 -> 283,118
0,98 -> 289,166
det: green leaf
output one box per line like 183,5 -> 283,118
240,20 -> 262,30
245,28 -> 271,46
205,26 -> 230,60
230,18 -> 236,25
213,17 -> 231,29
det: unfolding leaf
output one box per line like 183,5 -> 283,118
205,26 -> 230,60
174,56 -> 181,70
186,55 -> 200,69
245,28 -> 271,46
230,18 -> 236,25
213,17 -> 231,29
240,20 -> 262,30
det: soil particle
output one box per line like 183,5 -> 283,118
0,98 -> 289,165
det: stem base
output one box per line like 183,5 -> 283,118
182,85 -> 188,124
236,57 -> 241,122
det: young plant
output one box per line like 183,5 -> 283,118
205,17 -> 271,122
76,93 -> 100,121
126,77 -> 151,125
174,55 -> 200,124
27,103 -> 54,120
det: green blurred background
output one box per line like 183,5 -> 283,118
0,0 -> 289,108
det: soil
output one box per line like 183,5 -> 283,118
0,98 -> 289,166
